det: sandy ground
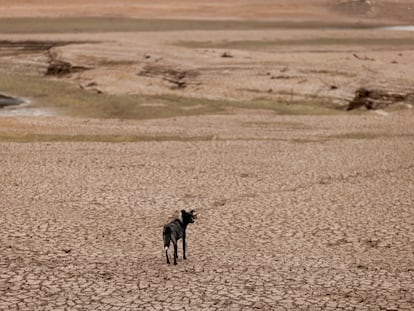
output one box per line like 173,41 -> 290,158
1,0 -> 413,22
1,1 -> 414,310
0,1 -> 365,20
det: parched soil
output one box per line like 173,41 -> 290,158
0,1 -> 414,310
1,112 -> 414,310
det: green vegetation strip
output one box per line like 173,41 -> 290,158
2,131 -> 411,143
326,132 -> 414,141
0,66 -> 342,119
0,18 -> 383,34
0,68 -> 226,119
329,132 -> 383,140
177,37 -> 414,50
0,133 -> 214,143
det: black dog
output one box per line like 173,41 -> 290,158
163,210 -> 196,265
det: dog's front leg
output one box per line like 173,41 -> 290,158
183,233 -> 186,260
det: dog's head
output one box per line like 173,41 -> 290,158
181,209 -> 196,224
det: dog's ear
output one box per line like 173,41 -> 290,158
190,210 -> 197,218
181,210 -> 186,215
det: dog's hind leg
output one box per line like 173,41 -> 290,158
163,226 -> 171,264
173,241 -> 178,265
165,248 -> 170,265
182,233 -> 186,260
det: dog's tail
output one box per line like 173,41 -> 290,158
163,226 -> 171,250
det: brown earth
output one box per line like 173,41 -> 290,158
1,1 -> 414,310
0,1 -> 413,107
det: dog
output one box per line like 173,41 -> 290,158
163,210 -> 196,265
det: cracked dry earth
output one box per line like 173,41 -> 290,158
1,111 -> 414,310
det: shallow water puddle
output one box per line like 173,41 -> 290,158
0,94 -> 25,108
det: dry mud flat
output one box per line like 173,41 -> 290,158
1,111 -> 414,310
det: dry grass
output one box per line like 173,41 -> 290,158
329,132 -> 383,140
327,132 -> 414,140
241,121 -> 309,129
177,37 -> 414,51
0,133 -> 214,143
0,18 -> 382,34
